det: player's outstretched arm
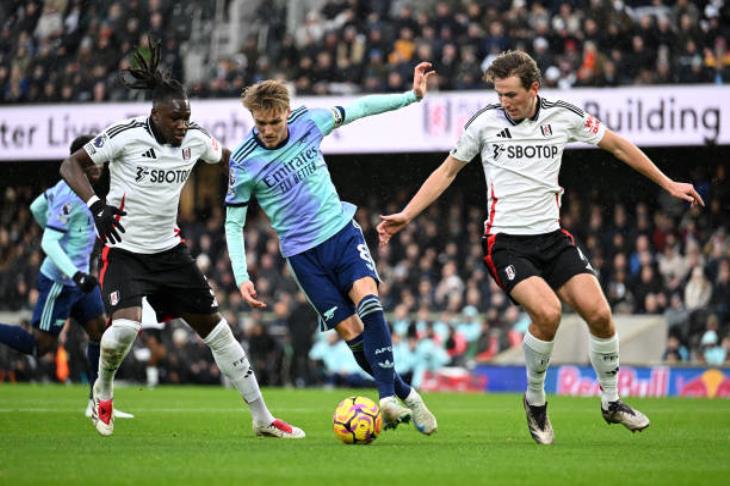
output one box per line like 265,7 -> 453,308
340,62 -> 436,126
377,154 -> 467,246
224,205 -> 266,309
598,130 -> 705,207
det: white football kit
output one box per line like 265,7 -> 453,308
84,117 -> 222,253
451,97 -> 607,235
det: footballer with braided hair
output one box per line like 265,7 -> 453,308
60,38 -> 304,439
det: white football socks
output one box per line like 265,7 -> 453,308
523,330 -> 555,407
589,333 -> 620,407
203,320 -> 274,426
97,319 -> 140,400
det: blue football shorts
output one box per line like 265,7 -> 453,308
287,220 -> 379,331
31,273 -> 105,336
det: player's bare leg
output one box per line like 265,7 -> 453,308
185,312 -> 304,439
558,274 -> 650,432
92,306 -> 142,436
511,277 -> 561,445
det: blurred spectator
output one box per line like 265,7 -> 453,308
0,0 -> 723,104
663,335 -> 689,364
685,265 -> 713,310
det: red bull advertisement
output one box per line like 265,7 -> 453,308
473,365 -> 730,398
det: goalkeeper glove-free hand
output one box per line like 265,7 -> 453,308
89,199 -> 126,244
73,271 -> 98,293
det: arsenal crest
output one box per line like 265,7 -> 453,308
182,147 -> 191,160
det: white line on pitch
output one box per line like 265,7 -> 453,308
0,407 -> 320,413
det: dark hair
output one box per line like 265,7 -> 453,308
119,37 -> 187,104
484,50 -> 542,89
70,134 -> 94,154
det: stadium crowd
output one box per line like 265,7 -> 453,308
1,159 -> 729,385
1,0 -> 729,104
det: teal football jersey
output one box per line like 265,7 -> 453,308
40,181 -> 96,284
226,107 -> 356,257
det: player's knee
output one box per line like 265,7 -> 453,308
587,304 -> 613,335
335,316 -> 363,341
534,302 -> 562,331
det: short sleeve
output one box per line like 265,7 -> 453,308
450,123 -> 482,163
200,134 -> 223,164
225,163 -> 254,207
567,111 -> 607,145
309,107 -> 343,136
83,126 -> 122,165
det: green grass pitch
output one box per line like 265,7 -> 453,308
1,384 -> 729,485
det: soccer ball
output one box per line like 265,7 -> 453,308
332,396 -> 382,445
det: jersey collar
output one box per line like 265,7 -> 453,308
146,117 -> 167,145
252,128 -> 290,151
503,96 -> 542,126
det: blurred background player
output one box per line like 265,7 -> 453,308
0,135 -> 133,420
378,50 -> 705,444
59,40 -> 303,439
225,62 -> 438,434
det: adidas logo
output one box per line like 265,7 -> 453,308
377,360 -> 394,369
141,148 -> 157,159
496,128 -> 512,139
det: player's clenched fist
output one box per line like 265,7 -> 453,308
73,271 -> 98,293
89,198 -> 126,244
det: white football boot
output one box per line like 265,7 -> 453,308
404,389 -> 437,435
523,395 -> 554,445
90,384 -> 114,437
379,396 -> 412,430
602,400 -> 650,432
253,418 -> 306,439
85,399 -> 134,419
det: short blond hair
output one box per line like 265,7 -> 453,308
241,80 -> 290,113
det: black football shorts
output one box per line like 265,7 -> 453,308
99,243 -> 218,320
482,229 -> 595,296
